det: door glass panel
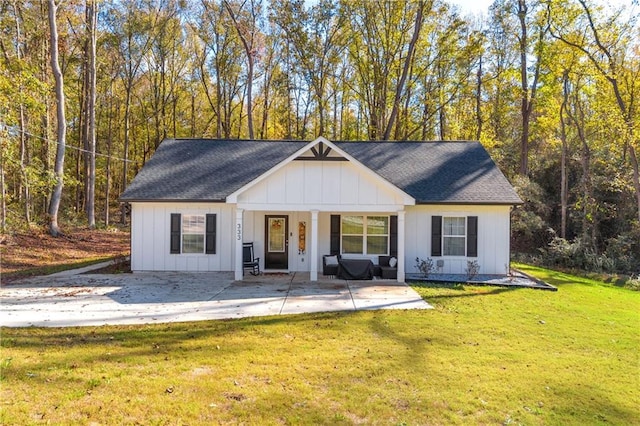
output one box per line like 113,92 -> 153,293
268,218 -> 286,252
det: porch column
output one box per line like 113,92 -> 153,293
235,208 -> 244,281
397,210 -> 406,282
310,210 -> 319,281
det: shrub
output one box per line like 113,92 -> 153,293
625,275 -> 640,291
604,235 -> 639,275
466,260 -> 480,280
542,235 -> 639,276
415,257 -> 434,278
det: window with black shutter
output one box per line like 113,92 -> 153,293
170,213 -> 217,255
170,213 -> 181,254
205,214 -> 216,254
432,215 -> 478,257
330,215 -> 340,255
467,216 -> 478,257
390,215 -> 398,257
431,215 -> 442,257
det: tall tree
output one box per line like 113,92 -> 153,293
382,0 -> 425,140
548,0 -> 640,222
516,0 -> 547,176
223,0 -> 262,139
271,0 -> 344,137
105,0 -> 160,223
47,0 -> 66,236
83,0 -> 97,228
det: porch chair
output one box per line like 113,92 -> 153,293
322,254 -> 341,277
377,255 -> 397,279
243,243 -> 260,275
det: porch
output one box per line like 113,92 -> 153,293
233,209 -> 407,283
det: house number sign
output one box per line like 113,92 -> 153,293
236,223 -> 242,241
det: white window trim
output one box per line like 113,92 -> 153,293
442,216 -> 466,257
341,215 -> 389,255
182,214 -> 206,254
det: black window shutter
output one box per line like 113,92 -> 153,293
431,215 -> 442,257
205,214 -> 216,254
170,213 -> 181,254
467,216 -> 478,257
390,215 -> 398,257
330,215 -> 340,255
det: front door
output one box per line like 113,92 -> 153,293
265,215 -> 288,270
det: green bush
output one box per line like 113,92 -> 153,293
542,235 -> 638,276
625,275 -> 640,291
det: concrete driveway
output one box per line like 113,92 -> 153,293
0,272 -> 432,327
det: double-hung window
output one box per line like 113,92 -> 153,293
442,217 -> 466,256
341,215 -> 388,255
431,215 -> 478,257
170,213 -> 216,254
182,215 -> 205,253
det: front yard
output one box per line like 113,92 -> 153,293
1,265 -> 638,424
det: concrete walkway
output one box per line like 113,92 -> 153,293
0,272 -> 432,328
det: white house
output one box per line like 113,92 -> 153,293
120,137 -> 522,281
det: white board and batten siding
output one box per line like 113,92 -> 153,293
240,210 -> 312,273
130,161 -> 512,276
130,202 -> 236,272
236,160 -> 410,211
404,205 -> 511,275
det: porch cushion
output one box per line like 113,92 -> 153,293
323,254 -> 341,276
378,256 -> 391,267
325,255 -> 339,266
380,266 -> 397,279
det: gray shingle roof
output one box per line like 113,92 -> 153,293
120,138 -> 522,205
335,141 -> 522,204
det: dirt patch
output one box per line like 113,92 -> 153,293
88,258 -> 131,274
0,227 -> 129,280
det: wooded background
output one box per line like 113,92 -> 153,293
1,0 -> 638,274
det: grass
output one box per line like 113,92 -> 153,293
1,265 -> 638,424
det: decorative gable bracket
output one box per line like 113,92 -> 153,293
296,141 -> 347,161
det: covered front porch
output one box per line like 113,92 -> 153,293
226,137 -> 415,283
232,208 -> 408,283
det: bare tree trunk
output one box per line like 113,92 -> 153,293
18,99 -> 30,223
517,1 -> 544,176
261,50 -> 274,139
383,1 -> 424,141
630,146 -> 640,223
40,3 -> 52,215
518,0 -> 529,176
560,72 -> 569,239
0,127 -> 6,233
47,0 -> 66,237
121,87 -> 131,225
13,2 -> 31,223
286,42 -> 292,139
223,0 -> 255,139
105,91 -> 113,227
565,82 -> 595,249
475,56 -> 483,141
86,0 -> 97,228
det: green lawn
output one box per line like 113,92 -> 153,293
1,265 -> 638,424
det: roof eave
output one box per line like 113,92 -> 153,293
119,198 -> 227,203
415,200 -> 523,206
